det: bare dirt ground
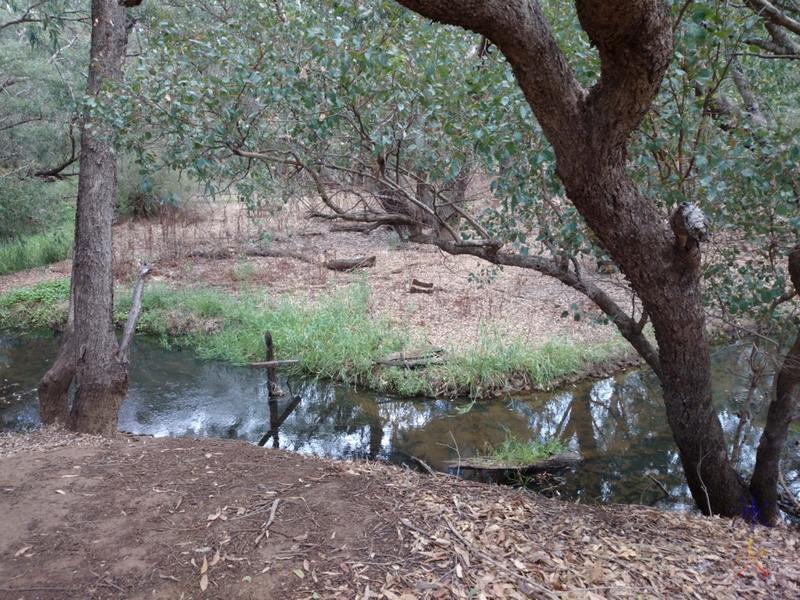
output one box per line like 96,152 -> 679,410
0,428 -> 798,600
1,201 -> 799,598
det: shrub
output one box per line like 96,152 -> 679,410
0,177 -> 74,243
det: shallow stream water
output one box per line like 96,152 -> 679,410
2,333 -> 798,512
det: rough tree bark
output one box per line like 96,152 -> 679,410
38,0 -> 137,435
395,0 -> 752,516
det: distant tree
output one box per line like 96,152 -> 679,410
38,0 -> 148,435
0,0 -> 87,240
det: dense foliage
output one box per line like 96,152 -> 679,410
112,1 -> 800,333
0,1 -> 85,241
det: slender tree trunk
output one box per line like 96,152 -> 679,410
749,247 -> 800,525
38,0 -> 131,435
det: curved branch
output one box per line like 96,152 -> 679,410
396,0 -> 586,156
0,77 -> 29,93
34,123 -> 80,179
409,231 -> 662,377
745,0 -> 800,37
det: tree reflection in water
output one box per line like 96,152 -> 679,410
2,335 -> 798,511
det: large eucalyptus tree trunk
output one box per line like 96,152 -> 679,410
397,0 -> 752,516
38,0 -> 132,435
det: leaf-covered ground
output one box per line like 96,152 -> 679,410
0,428 -> 797,599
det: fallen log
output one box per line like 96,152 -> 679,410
329,222 -> 381,234
375,347 -> 446,368
245,245 -> 315,265
443,451 -> 583,475
375,357 -> 448,368
187,246 -> 236,259
380,347 -> 445,361
325,256 -> 376,271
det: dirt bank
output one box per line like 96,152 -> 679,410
0,428 -> 798,599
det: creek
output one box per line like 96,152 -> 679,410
2,333 -> 798,512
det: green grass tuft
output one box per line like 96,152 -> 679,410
0,279 -> 71,329
483,430 -> 566,467
115,280 -> 409,384
377,323 -> 632,399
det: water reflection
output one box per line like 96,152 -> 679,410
1,333 -> 798,511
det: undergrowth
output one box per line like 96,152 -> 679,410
0,279 -> 71,328
0,279 -> 634,399
0,226 -> 73,276
377,325 -> 632,398
115,279 -> 409,383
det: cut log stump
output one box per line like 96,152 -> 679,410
410,278 -> 434,294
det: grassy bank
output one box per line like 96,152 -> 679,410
0,279 -> 636,399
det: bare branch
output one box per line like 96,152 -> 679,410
117,263 -> 152,363
730,64 -> 768,126
736,50 -> 800,59
407,231 -> 661,377
744,0 -> 800,37
0,115 -> 44,133
34,121 -> 79,179
0,77 -> 29,93
0,1 -> 45,33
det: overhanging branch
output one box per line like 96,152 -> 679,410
745,0 -> 800,37
408,232 -> 662,378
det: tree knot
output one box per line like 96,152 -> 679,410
670,202 -> 710,251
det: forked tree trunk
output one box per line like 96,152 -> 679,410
38,0 -> 131,435
397,0 -> 754,516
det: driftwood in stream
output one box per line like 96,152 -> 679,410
375,347 -> 447,368
247,331 -> 302,397
264,332 -> 283,397
249,360 -> 300,368
325,256 -> 376,271
443,451 -> 583,475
